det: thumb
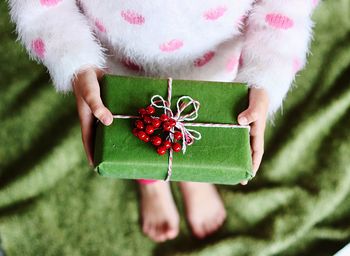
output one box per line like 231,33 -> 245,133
238,108 -> 258,125
81,73 -> 113,126
88,98 -> 113,126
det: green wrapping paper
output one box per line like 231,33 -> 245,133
94,75 -> 253,185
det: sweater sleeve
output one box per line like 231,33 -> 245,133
236,0 -> 318,116
8,0 -> 105,92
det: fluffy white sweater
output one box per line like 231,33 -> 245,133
8,0 -> 318,115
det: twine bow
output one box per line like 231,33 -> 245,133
150,95 -> 201,154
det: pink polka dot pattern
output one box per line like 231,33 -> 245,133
265,13 -> 294,29
194,51 -> 215,67
226,56 -> 239,72
121,10 -> 145,25
203,6 -> 228,20
31,38 -> 45,59
312,0 -> 320,8
40,0 -> 61,7
159,39 -> 184,52
121,58 -> 143,72
95,19 -> 106,33
293,58 -> 303,74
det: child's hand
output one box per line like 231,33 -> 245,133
237,87 -> 269,184
72,67 -> 113,166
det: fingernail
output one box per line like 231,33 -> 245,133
241,180 -> 248,185
102,116 -> 113,125
239,116 -> 248,125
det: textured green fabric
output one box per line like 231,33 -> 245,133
1,1 -> 350,255
95,75 -> 252,184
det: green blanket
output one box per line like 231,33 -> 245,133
1,1 -> 350,255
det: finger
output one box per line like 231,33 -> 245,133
249,116 -> 266,137
238,87 -> 268,125
76,97 -> 95,166
250,122 -> 265,175
95,68 -> 105,80
240,180 -> 248,185
238,108 -> 259,125
87,98 -> 113,126
80,75 -> 113,126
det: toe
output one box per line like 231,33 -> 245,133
215,216 -> 224,228
146,222 -> 162,242
202,222 -> 212,237
142,219 -> 152,234
166,229 -> 178,240
191,220 -> 206,239
165,222 -> 179,240
155,223 -> 168,242
204,220 -> 219,237
219,209 -> 227,224
214,218 -> 223,232
213,214 -> 225,232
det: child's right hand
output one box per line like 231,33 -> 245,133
72,67 -> 113,166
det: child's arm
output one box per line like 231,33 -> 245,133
8,1 -> 113,164
236,0 -> 317,117
8,0 -> 105,91
236,0 -> 318,179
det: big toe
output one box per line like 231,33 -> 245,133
209,209 -> 227,233
189,219 -> 207,239
189,209 -> 227,239
219,208 -> 227,224
203,219 -> 221,237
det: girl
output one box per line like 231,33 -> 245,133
8,0 -> 317,242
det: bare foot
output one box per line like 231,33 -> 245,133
139,181 -> 180,242
179,182 -> 227,239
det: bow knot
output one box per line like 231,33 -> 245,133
150,95 -> 202,153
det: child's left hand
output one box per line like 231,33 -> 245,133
237,87 -> 269,184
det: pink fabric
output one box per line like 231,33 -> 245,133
121,57 -> 144,71
31,38 -> 45,59
265,13 -> 294,30
292,58 -> 303,74
40,0 -> 61,7
121,10 -> 145,25
194,51 -> 215,67
138,179 -> 158,185
95,19 -> 106,33
203,6 -> 228,20
159,39 -> 184,52
226,56 -> 239,72
312,0 -> 320,8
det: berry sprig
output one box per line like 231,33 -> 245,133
132,105 -> 183,155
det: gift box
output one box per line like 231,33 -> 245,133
94,75 -> 253,185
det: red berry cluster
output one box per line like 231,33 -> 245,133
132,105 -> 183,155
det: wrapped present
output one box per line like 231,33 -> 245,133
94,75 -> 253,185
